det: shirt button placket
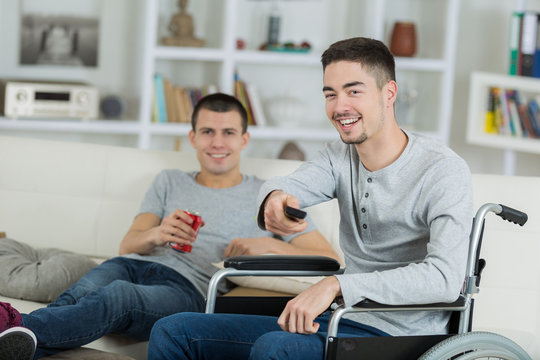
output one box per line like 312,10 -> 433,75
361,177 -> 372,232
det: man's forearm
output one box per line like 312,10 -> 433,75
119,227 -> 159,255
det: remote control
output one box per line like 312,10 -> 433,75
285,206 -> 307,220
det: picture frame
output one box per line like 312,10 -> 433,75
19,0 -> 101,68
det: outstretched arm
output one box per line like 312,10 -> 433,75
259,190 -> 309,236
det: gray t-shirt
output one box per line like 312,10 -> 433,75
258,130 -> 473,336
123,170 -> 315,297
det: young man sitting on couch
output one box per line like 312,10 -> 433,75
0,93 -> 339,359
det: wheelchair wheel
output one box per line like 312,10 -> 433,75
418,331 -> 531,360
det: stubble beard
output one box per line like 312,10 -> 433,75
340,132 -> 368,145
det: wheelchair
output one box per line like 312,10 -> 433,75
206,203 -> 531,359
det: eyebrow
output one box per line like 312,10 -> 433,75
322,81 -> 366,92
198,127 -> 238,133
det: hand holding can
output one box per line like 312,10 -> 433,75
169,210 -> 202,253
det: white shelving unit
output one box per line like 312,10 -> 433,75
0,0 -> 460,158
467,71 -> 540,174
138,0 -> 460,153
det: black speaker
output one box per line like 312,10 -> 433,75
100,96 -> 125,119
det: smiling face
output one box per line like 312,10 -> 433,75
323,60 -> 395,146
189,108 -> 249,183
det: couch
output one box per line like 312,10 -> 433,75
0,135 -> 538,359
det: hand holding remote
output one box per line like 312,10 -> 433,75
285,206 -> 306,220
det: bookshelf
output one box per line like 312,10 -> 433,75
0,0 -> 461,159
138,0 -> 461,154
467,71 -> 540,174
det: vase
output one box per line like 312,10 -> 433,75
390,22 -> 417,57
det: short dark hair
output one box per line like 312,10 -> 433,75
321,37 -> 396,89
191,93 -> 248,133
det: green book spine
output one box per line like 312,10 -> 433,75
509,11 -> 523,75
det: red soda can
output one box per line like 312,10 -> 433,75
169,210 -> 202,253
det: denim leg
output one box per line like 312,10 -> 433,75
21,258 -> 205,358
249,314 -> 390,360
49,257 -> 134,307
147,312 -> 389,360
148,313 -> 282,360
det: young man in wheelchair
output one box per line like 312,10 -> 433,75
147,37 -> 474,360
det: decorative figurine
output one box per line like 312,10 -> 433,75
162,0 -> 205,47
278,141 -> 305,161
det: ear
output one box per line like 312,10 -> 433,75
384,80 -> 398,108
188,130 -> 195,147
241,131 -> 250,150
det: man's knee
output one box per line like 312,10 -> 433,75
151,312 -> 196,339
250,331 -> 323,360
148,313 -> 195,360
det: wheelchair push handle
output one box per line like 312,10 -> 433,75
497,204 -> 528,226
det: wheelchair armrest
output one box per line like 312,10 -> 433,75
206,255 -> 342,314
224,255 -> 341,271
326,295 -> 470,346
349,295 -> 467,311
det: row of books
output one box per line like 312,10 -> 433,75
152,73 -> 268,126
233,73 -> 267,126
485,87 -> 540,138
509,11 -> 540,77
152,74 -> 218,123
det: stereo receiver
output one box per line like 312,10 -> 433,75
0,80 -> 99,119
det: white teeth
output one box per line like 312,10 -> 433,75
339,117 -> 359,125
210,154 -> 226,158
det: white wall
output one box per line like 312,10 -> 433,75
453,0 -> 540,176
1,0 -> 540,176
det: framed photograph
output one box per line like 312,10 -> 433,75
19,0 -> 101,67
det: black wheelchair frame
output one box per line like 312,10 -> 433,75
205,203 -> 530,360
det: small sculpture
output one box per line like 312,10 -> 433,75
278,141 -> 305,161
162,0 -> 205,47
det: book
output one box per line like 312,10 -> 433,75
526,98 -> 540,137
509,12 -> 523,75
485,87 -> 497,134
153,74 -> 168,123
246,83 -> 267,126
151,83 -> 158,123
506,90 -> 523,137
174,87 -> 187,123
233,73 -> 254,125
242,80 -> 257,125
514,91 -> 534,138
520,12 -> 538,77
183,90 -> 193,123
534,14 -> 540,78
163,78 -> 177,123
497,87 -> 511,135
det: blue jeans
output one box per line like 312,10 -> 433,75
148,312 -> 389,360
21,257 -> 205,359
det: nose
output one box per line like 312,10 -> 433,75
328,94 -> 352,117
210,133 -> 225,147
335,94 -> 352,111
